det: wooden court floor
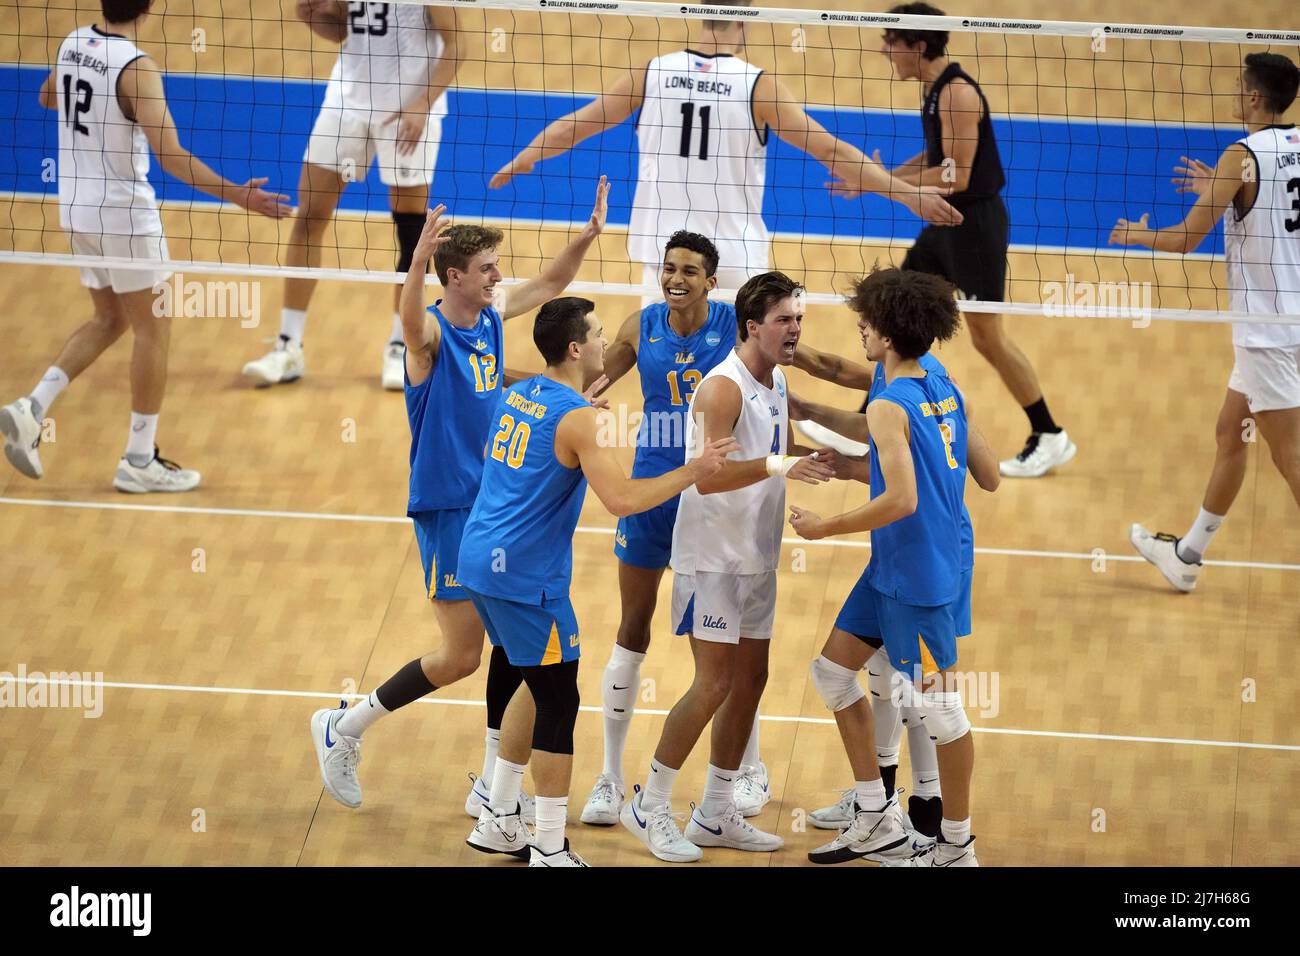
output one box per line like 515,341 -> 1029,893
2,1 -> 1299,867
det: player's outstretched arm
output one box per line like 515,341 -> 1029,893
489,70 -> 644,189
558,406 -> 737,516
38,70 -> 56,110
500,176 -> 610,320
690,378 -> 834,494
296,1 -> 349,43
123,59 -> 290,218
1109,144 -> 1246,254
754,73 -> 961,227
399,205 -> 452,385
793,342 -> 873,391
789,399 -> 915,540
592,309 -> 642,398
961,391 -> 999,492
788,392 -> 870,444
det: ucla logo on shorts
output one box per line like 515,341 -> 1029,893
568,633 -> 580,648
443,573 -> 461,588
705,332 -> 721,347
702,614 -> 728,630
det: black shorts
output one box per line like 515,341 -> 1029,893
901,195 -> 1008,303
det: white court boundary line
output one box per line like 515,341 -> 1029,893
2,496 -> 1298,572
1,675 -> 1295,753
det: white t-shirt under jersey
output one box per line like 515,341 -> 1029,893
329,1 -> 448,118
1225,124 -> 1300,347
671,349 -> 788,575
628,49 -> 769,274
55,25 -> 161,237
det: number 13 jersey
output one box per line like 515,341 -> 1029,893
628,50 -> 769,274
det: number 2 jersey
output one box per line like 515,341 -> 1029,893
55,26 -> 161,237
864,364 -> 968,607
458,377 -> 592,604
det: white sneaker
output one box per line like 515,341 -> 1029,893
809,789 -> 857,830
309,702 -> 362,808
242,336 -> 305,386
807,795 -> 915,864
733,762 -> 771,818
684,802 -> 784,853
794,419 -> 869,457
465,772 -> 536,826
113,448 -> 201,493
898,835 -> 979,867
999,430 -> 1076,478
466,806 -> 532,861
620,785 -> 702,863
580,773 -> 625,826
0,397 -> 44,479
382,342 -> 406,391
529,839 -> 589,867
1129,523 -> 1202,593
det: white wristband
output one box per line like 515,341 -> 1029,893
766,454 -> 798,478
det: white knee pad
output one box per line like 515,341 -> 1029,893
919,690 -> 971,746
810,655 -> 865,713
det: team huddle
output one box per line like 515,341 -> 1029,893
2,0 -> 1298,867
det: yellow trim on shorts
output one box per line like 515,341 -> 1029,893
918,632 -> 940,677
541,622 -> 562,666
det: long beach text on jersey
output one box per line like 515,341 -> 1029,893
59,47 -> 108,74
664,74 -> 735,97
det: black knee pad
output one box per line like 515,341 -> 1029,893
520,660 -> 580,755
484,645 -> 523,731
393,211 -> 427,274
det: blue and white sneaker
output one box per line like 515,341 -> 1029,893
620,785 -> 701,863
733,762 -> 771,818
684,802 -> 784,852
310,701 -> 361,808
465,772 -> 536,826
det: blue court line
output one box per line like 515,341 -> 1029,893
0,63 -> 1237,254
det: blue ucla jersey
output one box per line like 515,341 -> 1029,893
864,367 -> 968,606
868,354 -> 973,572
458,376 -> 592,604
405,302 -> 504,514
631,300 -> 736,478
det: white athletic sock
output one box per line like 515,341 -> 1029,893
30,366 -> 69,416
867,646 -> 902,771
941,816 -> 971,846
336,691 -> 388,738
854,777 -> 887,812
601,644 -> 645,780
701,764 -> 737,818
125,412 -> 158,466
642,757 -> 678,812
488,757 -> 526,815
1178,507 -> 1224,563
481,728 -> 501,787
741,714 -> 761,769
903,706 -> 942,799
280,308 -> 307,348
389,312 -> 404,345
534,796 -> 567,855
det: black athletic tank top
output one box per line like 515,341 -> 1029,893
922,62 -> 1005,207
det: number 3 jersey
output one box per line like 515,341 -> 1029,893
405,302 -> 504,514
55,26 -> 161,237
458,377 -> 591,604
632,300 -> 737,478
671,350 -> 788,576
628,50 -> 769,273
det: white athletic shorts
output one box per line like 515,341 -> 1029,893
70,230 -> 171,294
304,83 -> 443,187
639,263 -> 754,309
1227,344 -> 1300,413
671,570 -> 777,643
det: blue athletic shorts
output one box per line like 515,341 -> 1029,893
834,570 -> 969,680
613,497 -> 679,569
412,508 -> 471,601
466,588 -> 581,667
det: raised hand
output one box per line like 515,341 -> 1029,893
584,175 -> 611,238
412,204 -> 452,264
489,154 -> 535,190
1172,156 -> 1214,197
1109,212 -> 1150,246
583,374 -> 611,409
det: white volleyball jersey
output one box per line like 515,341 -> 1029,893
628,50 -> 769,274
1225,124 -> 1300,347
330,2 -> 448,117
671,350 -> 787,575
55,25 -> 161,237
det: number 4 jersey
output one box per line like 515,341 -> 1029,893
457,377 -> 592,604
628,50 -> 769,274
55,25 -> 162,237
